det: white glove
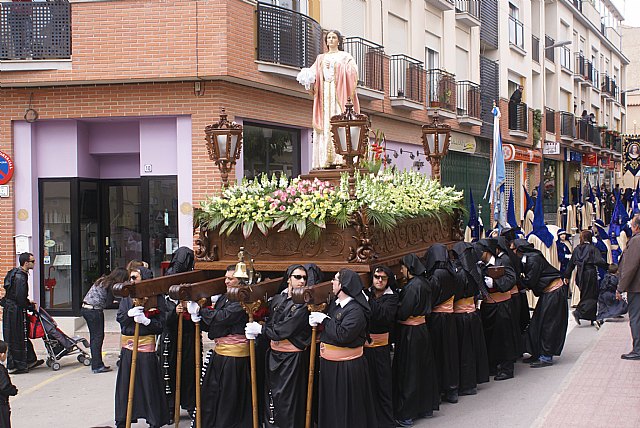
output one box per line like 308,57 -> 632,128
133,313 -> 151,326
190,313 -> 202,323
245,322 -> 263,340
309,312 -> 329,327
211,294 -> 222,305
565,254 -> 571,260
186,301 -> 200,316
484,276 -> 494,289
127,306 -> 144,318
521,256 -> 527,264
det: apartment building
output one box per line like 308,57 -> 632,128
621,24 -> 640,188
0,0 -> 628,317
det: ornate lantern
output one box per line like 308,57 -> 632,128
420,111 -> 451,182
205,108 -> 243,188
330,98 -> 369,198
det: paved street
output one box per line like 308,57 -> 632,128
5,313 -> 640,428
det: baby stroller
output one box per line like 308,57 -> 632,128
28,308 -> 92,371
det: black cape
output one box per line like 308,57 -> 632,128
2,269 -> 37,371
564,243 -> 608,321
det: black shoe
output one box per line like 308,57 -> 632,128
28,359 -> 44,369
8,368 -> 28,374
620,352 -> 640,360
530,360 -> 553,368
417,411 -> 433,418
395,419 -> 414,427
494,372 -> 514,381
572,310 -> 581,325
92,366 -> 112,374
459,387 -> 477,396
445,390 -> 459,404
522,356 -> 538,364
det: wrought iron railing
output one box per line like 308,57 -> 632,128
573,0 -> 583,12
427,69 -> 456,112
532,35 -> 540,63
545,35 -> 555,62
587,60 -> 598,85
456,80 -> 481,119
508,15 -> 524,49
508,102 -> 528,132
455,0 -> 480,19
256,2 -> 322,69
545,108 -> 556,134
560,112 -> 575,138
343,37 -> 384,92
575,53 -> 587,79
576,119 -> 601,146
600,74 -> 619,100
389,54 -> 424,103
0,0 -> 71,60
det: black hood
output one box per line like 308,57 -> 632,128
475,238 -> 498,256
339,269 -> 370,313
401,253 -> 426,277
371,265 -> 398,291
423,243 -> 449,273
165,246 -> 195,275
138,266 -> 154,280
452,242 -> 483,284
303,263 -> 323,286
500,227 -> 520,244
512,239 -> 539,254
278,264 -> 307,293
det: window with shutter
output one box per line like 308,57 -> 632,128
342,0 -> 366,38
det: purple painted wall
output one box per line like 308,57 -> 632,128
88,121 -> 140,154
77,121 -> 100,178
98,154 -> 141,179
35,120 -> 78,177
140,118 -> 177,176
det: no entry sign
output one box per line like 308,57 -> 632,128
0,151 -> 15,185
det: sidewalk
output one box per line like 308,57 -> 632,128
534,317 -> 640,428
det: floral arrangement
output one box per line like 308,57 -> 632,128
197,170 -> 464,240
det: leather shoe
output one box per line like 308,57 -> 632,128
494,372 -> 514,381
459,387 -> 477,396
93,366 -> 113,374
8,368 -> 28,374
522,356 -> 538,364
444,390 -> 459,404
572,310 -> 581,325
530,360 -> 553,368
28,359 -> 44,369
620,352 -> 640,360
395,419 -> 414,427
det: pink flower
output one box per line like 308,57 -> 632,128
280,195 -> 287,202
279,206 -> 286,211
270,202 -> 278,209
295,198 -> 301,203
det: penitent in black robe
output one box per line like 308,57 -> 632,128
2,269 -> 37,372
515,242 -> 569,358
318,296 -> 375,428
364,284 -> 398,428
158,297 -> 200,418
393,275 -> 440,419
451,242 -> 489,392
564,243 -> 609,321
115,296 -> 170,428
262,292 -> 311,428
479,252 -> 518,374
200,296 -> 251,428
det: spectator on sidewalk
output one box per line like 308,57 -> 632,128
0,340 -> 18,428
596,264 -> 628,329
617,214 -> 640,360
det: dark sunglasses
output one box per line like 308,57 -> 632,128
291,274 -> 307,281
28,259 -> 36,263
130,275 -> 139,280
373,274 -> 388,281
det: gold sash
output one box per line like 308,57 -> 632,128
453,297 -> 476,314
544,278 -> 564,294
320,343 -> 363,361
120,335 -> 156,353
365,332 -> 389,348
270,339 -> 304,353
398,315 -> 426,326
214,334 -> 250,358
432,296 -> 455,313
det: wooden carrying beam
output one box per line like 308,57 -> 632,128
168,276 -> 227,303
226,277 -> 283,305
291,272 -> 370,305
112,270 -> 215,299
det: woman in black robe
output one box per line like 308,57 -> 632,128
393,254 -> 440,426
311,269 -> 375,428
244,264 -> 311,428
564,230 -> 609,324
596,266 -> 628,325
451,242 -> 489,395
424,244 -> 460,404
474,239 -> 518,381
114,290 -> 169,428
513,240 -> 568,367
364,265 -> 398,428
159,247 -> 198,423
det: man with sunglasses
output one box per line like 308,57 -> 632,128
244,264 -> 312,427
2,252 -> 43,374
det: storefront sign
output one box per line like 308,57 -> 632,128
582,153 -> 598,166
0,150 -> 14,185
448,132 -> 477,154
565,148 -> 582,163
502,144 -> 542,163
600,156 -> 611,168
543,141 -> 560,155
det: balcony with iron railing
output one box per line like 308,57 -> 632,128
425,0 -> 455,11
0,0 -> 71,61
343,37 -> 384,98
532,35 -> 540,63
587,60 -> 599,88
509,15 -> 525,51
508,102 -> 528,134
256,2 -> 322,70
575,53 -> 588,80
545,108 -> 556,134
560,112 -> 575,140
545,35 -> 555,62
576,119 -> 601,146
573,0 -> 583,12
455,0 -> 480,27
389,54 -> 425,110
456,80 -> 481,125
427,69 -> 456,116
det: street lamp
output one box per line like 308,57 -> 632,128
330,98 -> 370,199
544,40 -> 571,49
421,111 -> 451,182
205,108 -> 243,188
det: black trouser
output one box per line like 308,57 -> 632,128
81,307 -> 105,370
